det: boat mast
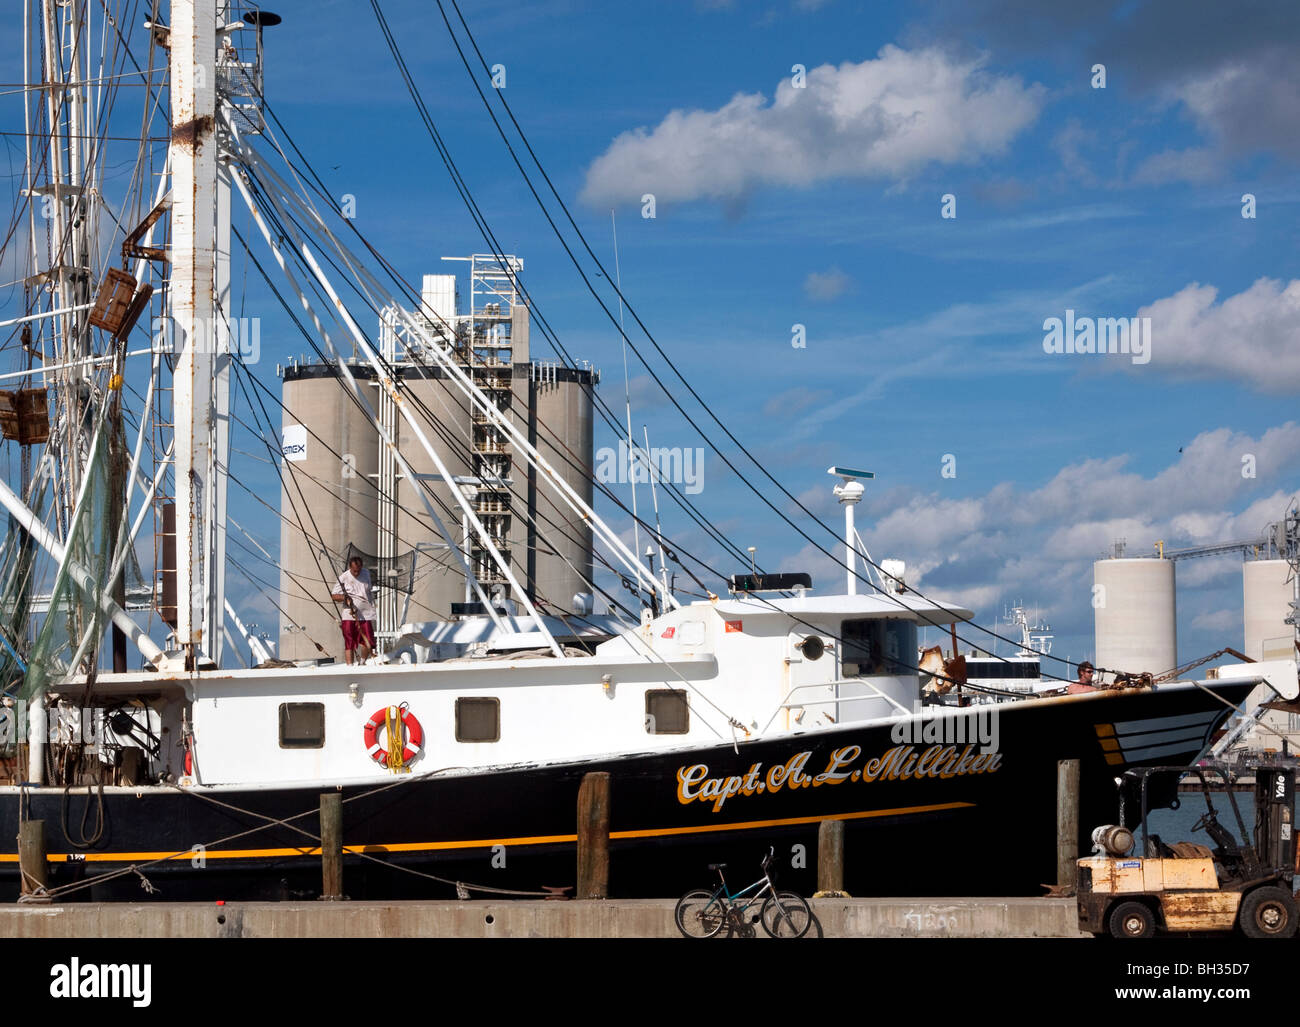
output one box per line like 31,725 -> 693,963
32,0 -> 97,531
168,0 -> 218,668
829,466 -> 874,595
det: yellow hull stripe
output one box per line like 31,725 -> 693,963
0,801 -> 973,864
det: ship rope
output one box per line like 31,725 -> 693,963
220,176 -> 643,629
17,771 -> 564,903
366,0 -> 1106,679
385,705 -> 405,772
228,141 -> 757,735
232,82 -> 965,693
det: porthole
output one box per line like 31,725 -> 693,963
799,635 -> 825,661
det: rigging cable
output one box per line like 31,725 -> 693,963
374,0 -> 1081,678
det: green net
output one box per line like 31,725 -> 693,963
0,472 -> 48,694
18,410 -> 118,702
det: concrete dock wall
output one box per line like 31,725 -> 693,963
0,897 -> 1086,938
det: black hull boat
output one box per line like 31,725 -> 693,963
1,681 -> 1252,901
5,2 -> 1295,919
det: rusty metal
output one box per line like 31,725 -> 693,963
1108,671 -> 1154,689
171,114 -> 215,151
1159,890 -> 1240,931
1152,647 -> 1253,684
121,197 -> 172,264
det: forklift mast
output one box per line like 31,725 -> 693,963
1254,767 -> 1296,878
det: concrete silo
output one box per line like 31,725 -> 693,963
511,362 -> 596,614
275,254 -> 600,661
1093,557 -> 1178,676
278,363 -> 380,662
393,364 -> 474,623
1244,559 -> 1295,662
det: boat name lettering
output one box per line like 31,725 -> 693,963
675,743 -> 1002,812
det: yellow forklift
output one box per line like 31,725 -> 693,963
1077,762 -> 1297,938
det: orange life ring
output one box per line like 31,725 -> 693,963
363,705 -> 423,766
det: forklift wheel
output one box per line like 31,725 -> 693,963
1239,886 -> 1298,939
1108,901 -> 1156,939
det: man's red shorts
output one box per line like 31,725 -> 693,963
341,619 -> 376,652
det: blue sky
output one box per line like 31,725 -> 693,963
3,0 -> 1299,674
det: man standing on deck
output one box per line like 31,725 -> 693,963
332,555 -> 376,665
1067,660 -> 1098,693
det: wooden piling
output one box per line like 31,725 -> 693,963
320,792 -> 343,900
817,819 -> 846,896
1057,759 -> 1080,891
18,819 -> 47,897
576,772 -> 611,899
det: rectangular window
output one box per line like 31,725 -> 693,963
646,689 -> 690,734
841,618 -> 918,677
279,702 -> 325,749
455,697 -> 500,742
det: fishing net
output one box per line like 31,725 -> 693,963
343,541 -> 416,594
0,473 -> 48,694
18,407 -> 121,702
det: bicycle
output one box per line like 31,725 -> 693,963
675,847 -> 813,939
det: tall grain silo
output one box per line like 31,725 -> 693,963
1093,557 -> 1178,676
276,255 -> 600,659
511,362 -> 596,614
394,364 -> 474,622
278,363 -> 380,662
1244,559 -> 1295,661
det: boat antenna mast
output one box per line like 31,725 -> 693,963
829,466 -> 877,595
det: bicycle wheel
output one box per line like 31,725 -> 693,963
675,889 -> 727,939
760,891 -> 812,938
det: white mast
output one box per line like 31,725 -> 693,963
169,0 -> 218,666
830,467 -> 873,595
208,3 -> 241,667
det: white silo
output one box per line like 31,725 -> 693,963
1243,559 -> 1295,661
1093,557 -> 1178,676
278,363 -> 381,662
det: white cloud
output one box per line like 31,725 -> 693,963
1131,146 -> 1220,185
762,385 -> 831,418
1192,608 -> 1239,633
1051,117 -> 1097,186
1138,278 -> 1300,391
581,46 -> 1045,207
805,426 -> 1300,664
803,267 -> 851,301
1173,52 -> 1300,162
1131,53 -> 1300,182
